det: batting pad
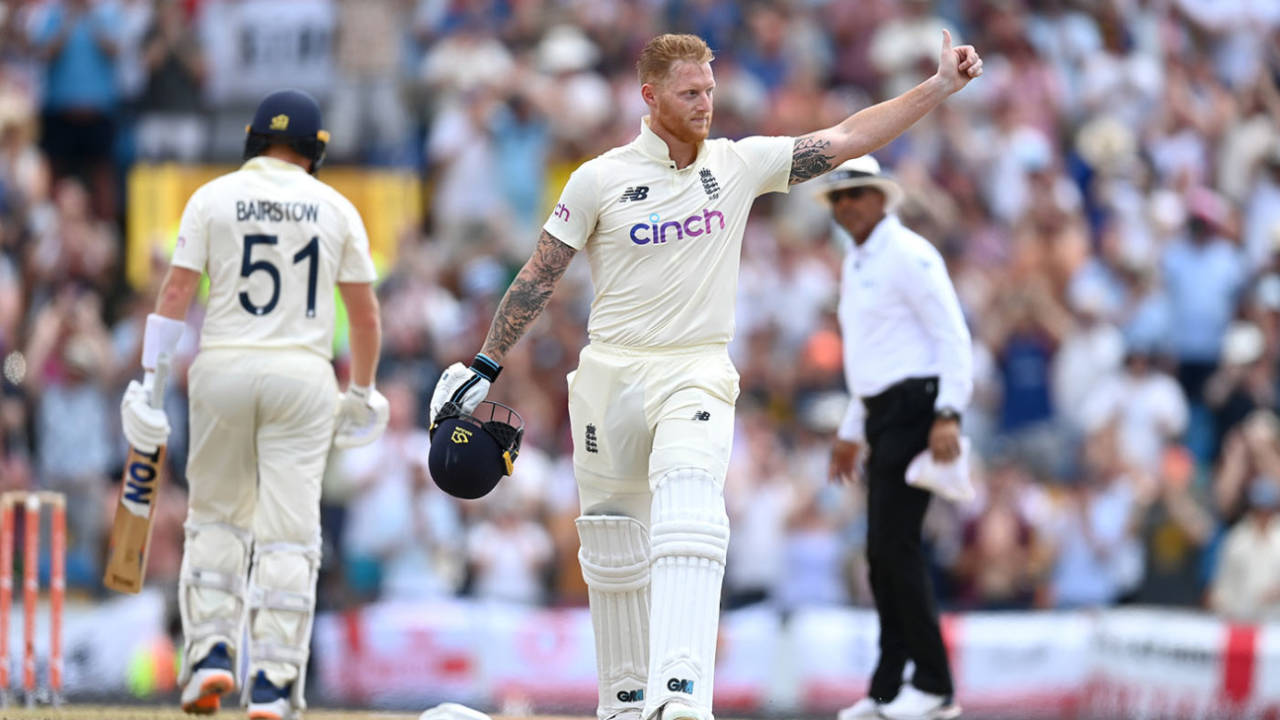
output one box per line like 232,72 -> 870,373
245,540 -> 322,710
645,468 -> 728,720
178,521 -> 252,689
577,514 -> 651,720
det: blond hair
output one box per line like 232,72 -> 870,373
636,34 -> 714,85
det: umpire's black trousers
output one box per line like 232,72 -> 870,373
862,376 -> 954,701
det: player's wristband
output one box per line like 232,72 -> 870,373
142,313 -> 185,370
470,353 -> 502,382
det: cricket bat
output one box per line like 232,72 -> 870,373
103,354 -> 171,594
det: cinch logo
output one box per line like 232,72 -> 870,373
667,678 -> 694,694
554,203 -> 571,221
630,209 -> 725,245
616,689 -> 644,703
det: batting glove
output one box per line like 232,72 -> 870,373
120,380 -> 170,453
430,354 -> 502,424
334,385 -> 390,449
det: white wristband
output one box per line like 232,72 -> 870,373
142,313 -> 185,370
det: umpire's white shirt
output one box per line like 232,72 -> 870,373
171,156 -> 378,359
545,117 -> 793,349
837,214 -> 972,442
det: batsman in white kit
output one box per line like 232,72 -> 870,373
119,89 -> 388,720
431,33 -> 982,720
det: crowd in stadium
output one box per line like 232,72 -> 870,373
2,0 -> 1280,623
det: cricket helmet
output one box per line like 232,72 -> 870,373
243,89 -> 330,174
429,401 -> 524,500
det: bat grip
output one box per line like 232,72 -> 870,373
149,354 -> 171,410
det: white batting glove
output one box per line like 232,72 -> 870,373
429,354 -> 502,424
120,380 -> 170,453
333,385 -> 390,449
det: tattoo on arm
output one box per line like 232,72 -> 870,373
789,134 -> 836,185
480,230 -> 577,361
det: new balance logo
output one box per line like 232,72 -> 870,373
616,689 -> 644,703
699,169 -> 720,200
619,186 -> 650,203
585,424 -> 599,453
554,203 -> 571,221
667,678 -> 694,694
692,411 -> 710,422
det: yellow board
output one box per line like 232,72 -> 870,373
126,163 -> 423,291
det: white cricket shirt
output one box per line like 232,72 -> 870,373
836,214 -> 973,442
543,117 -> 793,349
171,156 -> 377,359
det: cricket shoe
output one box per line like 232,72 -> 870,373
181,642 -> 235,715
247,670 -> 295,720
835,696 -> 882,720
877,685 -> 962,720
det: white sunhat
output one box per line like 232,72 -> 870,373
817,155 -> 904,211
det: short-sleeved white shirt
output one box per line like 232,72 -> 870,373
171,156 -> 377,359
543,118 -> 792,349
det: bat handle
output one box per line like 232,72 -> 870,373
150,353 -> 171,410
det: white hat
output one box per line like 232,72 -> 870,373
818,155 -> 904,211
1221,321 -> 1265,367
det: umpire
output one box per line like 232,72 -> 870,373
825,156 -> 971,720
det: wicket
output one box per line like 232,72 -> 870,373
0,490 -> 65,707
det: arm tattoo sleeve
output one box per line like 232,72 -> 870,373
789,134 -> 836,185
480,230 -> 577,360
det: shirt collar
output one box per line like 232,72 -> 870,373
241,156 -> 307,173
852,214 -> 898,258
633,116 -> 708,170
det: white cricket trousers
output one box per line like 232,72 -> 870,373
183,347 -> 337,687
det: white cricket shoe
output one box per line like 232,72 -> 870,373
836,696 -> 882,720
246,670 -> 295,720
878,685 -> 961,720
181,643 -> 235,715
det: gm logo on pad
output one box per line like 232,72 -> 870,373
270,114 -> 290,131
450,427 -> 473,444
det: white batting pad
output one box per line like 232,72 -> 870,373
578,514 -> 652,720
178,521 -> 252,688
245,540 -> 322,710
644,468 -> 728,720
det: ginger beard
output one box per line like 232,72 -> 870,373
644,60 -> 715,145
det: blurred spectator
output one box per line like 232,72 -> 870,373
1046,428 -> 1143,608
954,452 -> 1051,610
30,0 -> 123,219
465,489 -> 554,605
1131,445 -> 1213,606
1161,190 -> 1247,402
1244,145 -> 1280,269
1213,409 -> 1280,525
1203,321 -> 1275,449
337,377 -> 439,600
24,288 -> 117,587
328,0 -> 410,164
1080,342 -> 1189,478
134,0 -> 206,162
1209,474 -> 1280,621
